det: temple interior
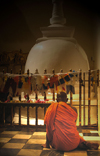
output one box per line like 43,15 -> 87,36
0,0 -> 100,156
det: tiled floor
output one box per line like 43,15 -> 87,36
0,127 -> 100,156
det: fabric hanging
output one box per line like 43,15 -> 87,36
3,77 -> 17,95
42,75 -> 49,91
66,85 -> 75,94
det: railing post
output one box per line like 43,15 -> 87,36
88,70 -> 91,125
19,106 -> 21,125
35,84 -> 38,100
44,69 -> 47,101
3,69 -> 5,74
19,95 -> 21,101
83,72 -> 85,126
97,69 -> 99,87
10,69 -> 12,74
19,69 -> 21,75
52,69 -> 55,101
27,106 -> 29,126
53,90 -> 55,101
35,69 -> 39,100
19,69 -> 22,102
44,92 -> 46,101
79,69 -> 82,126
11,105 -> 13,125
70,91 -> 72,107
36,106 -> 38,126
44,107 -> 46,117
27,69 -> 29,76
69,69 -> 73,106
97,69 -> 99,127
3,106 -> 5,125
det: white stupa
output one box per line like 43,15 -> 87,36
25,0 -> 89,74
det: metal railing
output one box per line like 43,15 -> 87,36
0,69 -> 99,130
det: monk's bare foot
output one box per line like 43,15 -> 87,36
79,141 -> 99,150
87,142 -> 99,150
41,144 -> 50,148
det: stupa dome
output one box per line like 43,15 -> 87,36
25,0 -> 89,74
25,39 -> 89,74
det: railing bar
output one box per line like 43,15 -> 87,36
19,106 -> 21,125
97,70 -> 99,127
44,92 -> 46,101
70,91 -> 72,107
36,106 -> 38,126
83,72 -> 85,126
88,70 -> 91,125
97,69 -> 99,87
3,106 -> 5,125
35,84 -> 38,100
79,70 -> 82,126
27,106 -> 29,126
53,89 -> 55,101
44,107 -> 46,117
11,105 -> 13,125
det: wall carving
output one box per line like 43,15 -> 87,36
0,49 -> 28,66
0,49 -> 28,73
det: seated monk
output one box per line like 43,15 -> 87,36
42,92 -> 99,151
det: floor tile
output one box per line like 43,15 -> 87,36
0,143 -> 5,148
1,127 -> 100,156
27,139 -> 46,144
2,143 -> 25,149
43,147 -> 51,150
16,155 -> 27,156
23,144 -> 43,150
0,148 -> 20,156
0,128 -> 7,133
17,149 -> 42,156
19,127 -> 36,132
40,149 -> 64,156
87,150 -> 100,156
18,131 -> 33,135
12,134 -> 31,139
6,127 -> 22,131
64,151 -> 87,156
33,132 -> 46,136
8,139 -> 28,143
1,131 -> 18,134
36,128 -> 46,132
30,135 -> 46,139
0,134 -> 15,138
0,138 -> 11,143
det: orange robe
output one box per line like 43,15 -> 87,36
44,102 -> 85,151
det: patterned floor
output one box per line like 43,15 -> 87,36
0,127 -> 100,156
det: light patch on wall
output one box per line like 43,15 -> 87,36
34,44 -> 43,50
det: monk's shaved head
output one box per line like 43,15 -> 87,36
57,92 -> 68,102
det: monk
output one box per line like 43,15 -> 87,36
42,92 -> 99,151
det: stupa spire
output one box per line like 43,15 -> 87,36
38,0 -> 75,40
50,0 -> 66,25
